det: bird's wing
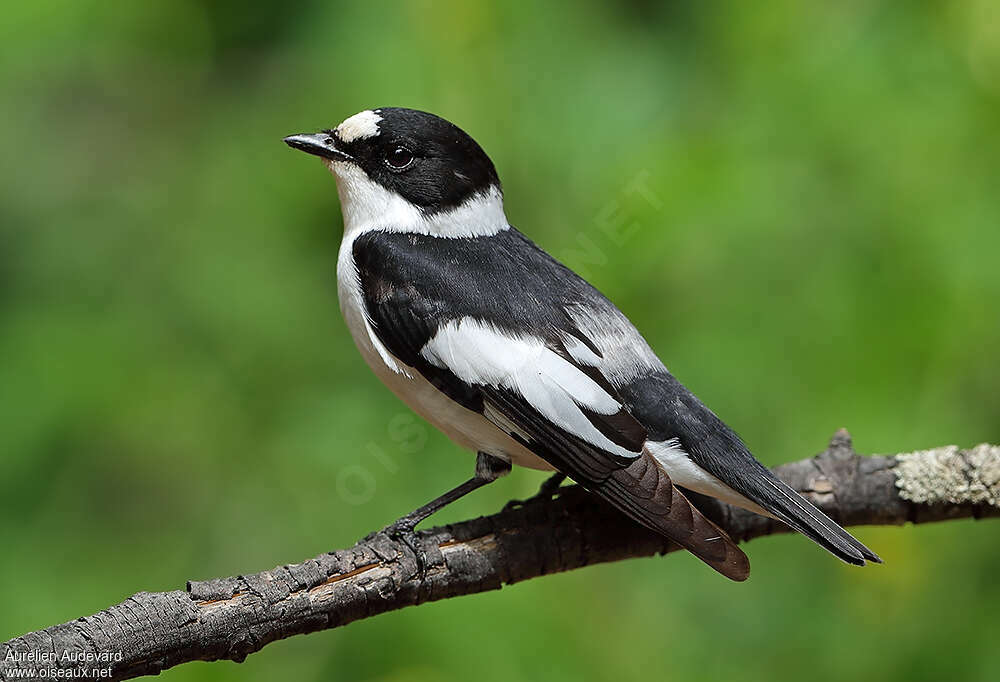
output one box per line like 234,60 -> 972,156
352,230 -> 749,580
622,373 -> 882,565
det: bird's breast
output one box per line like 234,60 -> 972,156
335,235 -> 553,472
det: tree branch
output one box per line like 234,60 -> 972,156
3,430 -> 998,681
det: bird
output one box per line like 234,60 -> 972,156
283,107 -> 880,580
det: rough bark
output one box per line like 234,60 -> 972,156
2,430 -> 998,681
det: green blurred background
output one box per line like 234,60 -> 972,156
2,1 -> 999,680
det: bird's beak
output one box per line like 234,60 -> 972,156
283,132 -> 354,163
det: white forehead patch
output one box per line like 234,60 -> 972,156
336,109 -> 382,143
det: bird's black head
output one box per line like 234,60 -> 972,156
284,108 -> 500,217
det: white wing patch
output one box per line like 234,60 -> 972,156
420,318 -> 636,459
559,331 -> 603,367
336,109 -> 382,143
564,303 -> 662,383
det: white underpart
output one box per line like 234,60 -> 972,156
421,318 -> 639,461
647,439 -> 773,516
335,109 -> 382,143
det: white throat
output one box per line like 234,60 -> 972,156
325,160 -> 509,239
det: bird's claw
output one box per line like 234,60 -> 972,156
382,519 -> 417,538
503,472 -> 567,511
374,518 -> 428,579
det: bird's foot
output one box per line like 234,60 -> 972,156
374,517 -> 428,579
503,472 -> 567,511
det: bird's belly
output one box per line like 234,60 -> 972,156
336,268 -> 553,472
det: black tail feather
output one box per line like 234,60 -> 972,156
759,476 -> 882,565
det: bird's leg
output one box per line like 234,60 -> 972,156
380,452 -> 511,575
503,471 -> 567,511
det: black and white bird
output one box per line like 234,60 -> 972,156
284,107 -> 880,581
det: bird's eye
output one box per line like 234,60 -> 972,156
385,146 -> 414,171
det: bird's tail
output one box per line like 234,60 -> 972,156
601,454 -> 751,581
756,474 -> 882,565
